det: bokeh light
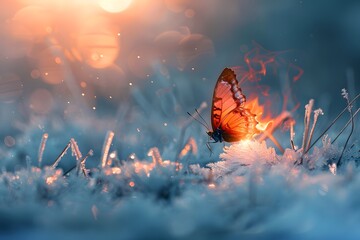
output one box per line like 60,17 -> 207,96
4,136 -> 16,147
77,31 -> 119,69
29,88 -> 54,114
35,46 -> 65,84
10,5 -> 52,41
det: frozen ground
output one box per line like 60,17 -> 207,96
0,123 -> 359,239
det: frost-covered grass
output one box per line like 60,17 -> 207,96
1,135 -> 360,239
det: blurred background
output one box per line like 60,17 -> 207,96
0,0 -> 359,170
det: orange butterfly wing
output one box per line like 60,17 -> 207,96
211,68 -> 259,142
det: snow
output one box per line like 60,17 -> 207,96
0,138 -> 360,239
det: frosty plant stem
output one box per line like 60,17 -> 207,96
63,149 -> 93,177
38,133 -> 48,167
101,131 -> 115,168
296,99 -> 323,165
332,107 -> 360,144
337,89 -> 355,167
305,92 -> 360,155
70,138 -> 83,175
306,108 -> 323,152
52,141 -> 71,168
178,137 -> 198,159
148,147 -> 163,165
49,138 -> 92,177
301,99 -> 314,154
290,121 -> 296,150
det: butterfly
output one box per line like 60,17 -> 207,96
207,68 -> 259,142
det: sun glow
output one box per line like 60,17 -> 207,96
97,0 -> 133,13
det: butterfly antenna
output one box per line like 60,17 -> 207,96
187,112 -> 210,131
195,108 -> 211,129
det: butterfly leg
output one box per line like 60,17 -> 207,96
206,135 -> 216,156
206,142 -> 213,156
207,141 -> 222,157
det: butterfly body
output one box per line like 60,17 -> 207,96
207,128 -> 224,143
208,68 -> 259,142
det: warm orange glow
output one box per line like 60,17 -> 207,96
164,0 -> 186,13
97,0 -> 133,13
245,97 -> 272,132
76,17 -> 119,68
10,6 -> 52,41
129,181 -> 135,187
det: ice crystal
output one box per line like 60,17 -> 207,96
207,140 -> 276,178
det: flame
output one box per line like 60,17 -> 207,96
245,97 -> 272,133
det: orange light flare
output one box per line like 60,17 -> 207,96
245,97 -> 294,154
